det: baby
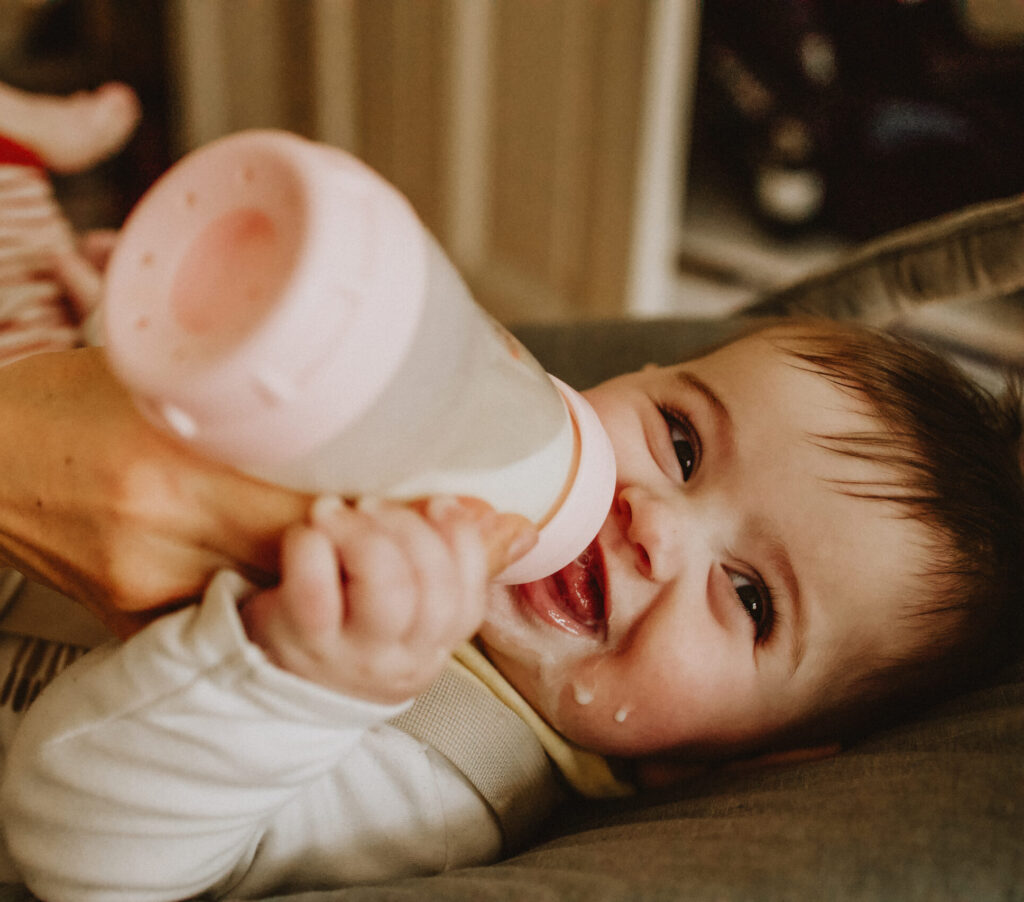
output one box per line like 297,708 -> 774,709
0,80 -> 140,365
1,318 -> 1022,901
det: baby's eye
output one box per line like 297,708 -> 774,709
729,570 -> 774,642
660,408 -> 699,481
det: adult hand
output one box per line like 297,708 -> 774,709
0,347 -> 310,637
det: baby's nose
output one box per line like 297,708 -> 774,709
617,486 -> 680,582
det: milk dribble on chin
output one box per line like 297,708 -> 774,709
480,582 -> 588,722
480,544 -> 613,727
102,130 -> 616,587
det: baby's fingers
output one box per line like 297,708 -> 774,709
417,496 -> 538,579
239,525 -> 341,654
315,498 -> 464,641
242,498 -> 538,704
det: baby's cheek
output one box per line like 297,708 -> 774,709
551,663 -> 652,756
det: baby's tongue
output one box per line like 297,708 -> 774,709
554,544 -> 604,628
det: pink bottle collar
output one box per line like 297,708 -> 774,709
494,377 -> 616,585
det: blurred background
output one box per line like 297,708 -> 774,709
2,0 -> 1023,327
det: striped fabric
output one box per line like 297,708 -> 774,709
0,635 -> 84,714
0,163 -> 83,367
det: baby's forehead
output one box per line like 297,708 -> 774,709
684,328 -> 882,421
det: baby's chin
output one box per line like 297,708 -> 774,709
480,585 -> 606,739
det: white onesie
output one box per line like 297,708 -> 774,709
0,571 -> 508,901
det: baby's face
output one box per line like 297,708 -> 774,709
480,328 -> 933,758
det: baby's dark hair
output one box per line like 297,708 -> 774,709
766,318 -> 1024,748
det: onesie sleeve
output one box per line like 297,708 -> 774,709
0,569 -> 411,902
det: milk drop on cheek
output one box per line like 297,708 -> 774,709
572,683 -> 595,706
613,707 -> 631,724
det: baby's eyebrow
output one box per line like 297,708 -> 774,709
672,370 -> 736,459
671,368 -> 737,460
672,370 -> 731,425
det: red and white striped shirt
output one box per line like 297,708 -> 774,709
0,143 -> 84,367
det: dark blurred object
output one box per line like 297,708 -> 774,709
694,0 -> 1024,239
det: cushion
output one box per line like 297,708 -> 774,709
746,192 -> 1024,384
262,658 -> 1024,901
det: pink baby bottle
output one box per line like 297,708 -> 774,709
102,130 -> 615,584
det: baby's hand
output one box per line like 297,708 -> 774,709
238,497 -> 537,705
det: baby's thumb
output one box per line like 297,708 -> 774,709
414,496 -> 540,580
423,496 -> 537,578
239,525 -> 341,650
480,509 -> 538,579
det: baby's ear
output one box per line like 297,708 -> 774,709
634,744 -> 841,789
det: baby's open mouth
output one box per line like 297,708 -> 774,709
516,539 -> 607,637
